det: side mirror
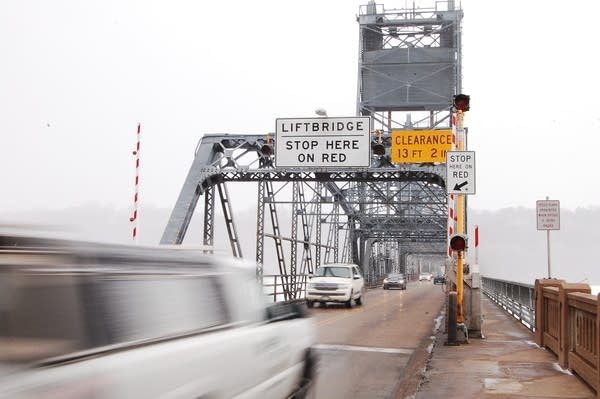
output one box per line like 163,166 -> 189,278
353,274 -> 361,280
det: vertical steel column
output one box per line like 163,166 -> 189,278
298,183 -> 314,276
323,215 -> 334,264
315,182 -> 322,268
255,180 -> 265,283
289,182 -> 300,298
333,201 -> 340,263
202,186 -> 215,254
266,181 -> 289,300
216,183 -> 243,258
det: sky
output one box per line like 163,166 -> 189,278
2,0 -> 600,216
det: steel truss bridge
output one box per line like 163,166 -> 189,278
161,1 -> 463,299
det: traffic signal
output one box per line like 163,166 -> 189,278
372,143 -> 385,155
453,94 -> 470,112
260,143 -> 273,156
449,234 -> 467,251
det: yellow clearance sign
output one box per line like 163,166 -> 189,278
391,130 -> 453,163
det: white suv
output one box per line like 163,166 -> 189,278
306,263 -> 365,308
0,234 -> 316,399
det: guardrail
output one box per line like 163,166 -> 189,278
481,277 -> 535,331
263,274 -> 310,302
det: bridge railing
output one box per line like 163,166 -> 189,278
481,277 -> 535,331
485,277 -> 600,393
263,274 -> 310,302
533,280 -> 599,391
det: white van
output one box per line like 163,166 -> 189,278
0,235 -> 316,398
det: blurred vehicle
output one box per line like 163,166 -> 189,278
0,234 -> 315,399
382,273 -> 406,290
306,263 -> 365,308
418,272 -> 433,281
433,275 -> 446,285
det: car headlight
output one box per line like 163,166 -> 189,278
383,279 -> 388,283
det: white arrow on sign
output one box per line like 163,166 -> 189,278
446,151 -> 476,195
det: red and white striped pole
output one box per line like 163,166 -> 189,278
129,123 -> 141,243
447,113 -> 458,257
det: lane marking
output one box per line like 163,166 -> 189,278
313,343 -> 414,355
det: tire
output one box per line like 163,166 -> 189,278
306,300 -> 314,308
289,349 -> 316,398
345,291 -> 353,308
355,294 -> 363,306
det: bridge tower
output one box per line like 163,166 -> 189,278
353,0 -> 463,268
357,0 -> 462,130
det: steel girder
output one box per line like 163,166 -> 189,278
161,133 -> 449,296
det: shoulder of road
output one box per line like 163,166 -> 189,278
411,295 -> 595,399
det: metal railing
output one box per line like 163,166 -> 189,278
263,274 -> 310,302
482,277 -> 535,331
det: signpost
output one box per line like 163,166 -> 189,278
391,130 -> 453,163
275,117 -> 371,168
537,198 -> 560,278
446,151 -> 476,195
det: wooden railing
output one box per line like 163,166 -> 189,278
534,279 -> 599,394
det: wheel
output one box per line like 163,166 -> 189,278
355,294 -> 363,306
289,349 -> 316,398
345,291 -> 353,308
383,285 -> 387,290
306,300 -> 314,308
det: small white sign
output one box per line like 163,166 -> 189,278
536,200 -> 560,230
275,117 -> 371,168
446,151 -> 476,195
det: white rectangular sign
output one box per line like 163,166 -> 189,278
536,200 -> 560,230
446,151 -> 476,195
275,117 -> 371,168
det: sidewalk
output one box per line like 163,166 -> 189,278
415,294 -> 596,399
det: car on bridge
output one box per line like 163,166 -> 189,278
306,263 -> 365,308
382,273 -> 407,290
433,275 -> 446,285
0,234 -> 316,399
418,272 -> 433,281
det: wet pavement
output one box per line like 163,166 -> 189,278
414,294 -> 596,399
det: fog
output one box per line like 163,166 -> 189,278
5,203 -> 600,286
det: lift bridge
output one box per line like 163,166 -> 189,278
161,1 -> 464,300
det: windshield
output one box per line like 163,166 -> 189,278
315,267 -> 351,278
388,274 -> 404,279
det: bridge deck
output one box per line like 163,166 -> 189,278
414,295 -> 595,399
